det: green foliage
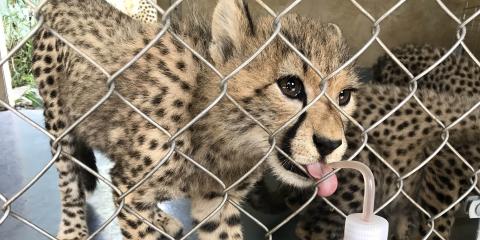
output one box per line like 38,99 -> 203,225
15,86 -> 43,108
23,87 -> 43,108
2,0 -> 43,109
1,0 -> 38,88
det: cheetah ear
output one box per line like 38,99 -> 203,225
327,23 -> 343,38
210,0 -> 255,64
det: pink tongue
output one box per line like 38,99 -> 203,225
306,162 -> 338,197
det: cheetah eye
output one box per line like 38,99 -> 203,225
338,88 -> 355,106
277,75 -> 305,99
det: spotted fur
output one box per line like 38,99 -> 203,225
33,0 -> 358,239
261,45 -> 480,240
131,0 -> 158,24
373,44 -> 480,95
293,87 -> 479,240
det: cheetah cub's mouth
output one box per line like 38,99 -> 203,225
305,162 -> 338,197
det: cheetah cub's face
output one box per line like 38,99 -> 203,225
209,0 -> 358,196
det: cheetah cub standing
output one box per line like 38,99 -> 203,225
33,0 -> 359,239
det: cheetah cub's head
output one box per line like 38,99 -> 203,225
209,0 -> 359,196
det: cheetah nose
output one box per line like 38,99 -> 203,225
313,135 -> 342,158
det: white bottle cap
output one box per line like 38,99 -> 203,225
344,213 -> 389,240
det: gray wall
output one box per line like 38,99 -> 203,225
159,0 -> 480,67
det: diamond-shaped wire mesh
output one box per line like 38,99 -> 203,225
1,0 -> 480,239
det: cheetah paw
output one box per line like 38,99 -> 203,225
155,211 -> 184,238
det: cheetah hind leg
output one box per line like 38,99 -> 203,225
33,29 -> 94,239
53,135 -> 93,240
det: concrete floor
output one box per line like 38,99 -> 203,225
0,110 -> 478,239
0,110 -> 299,240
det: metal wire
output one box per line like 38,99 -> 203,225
0,0 -> 480,239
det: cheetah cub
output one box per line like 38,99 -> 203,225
33,0 -> 358,239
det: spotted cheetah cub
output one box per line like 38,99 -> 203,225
33,0 -> 358,239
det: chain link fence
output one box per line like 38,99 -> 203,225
1,0 -> 480,239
